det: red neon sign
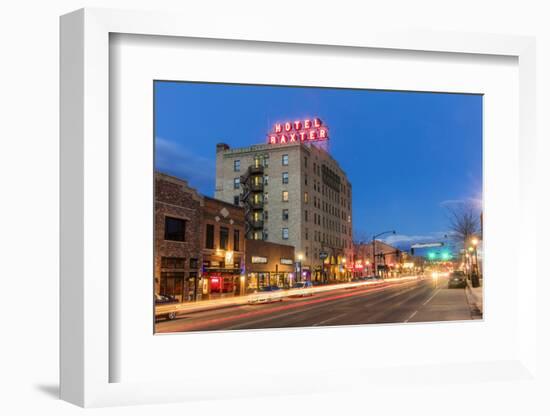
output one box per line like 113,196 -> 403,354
268,117 -> 329,145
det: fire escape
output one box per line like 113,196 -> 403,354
240,163 -> 265,239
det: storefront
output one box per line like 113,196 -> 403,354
245,240 -> 295,290
201,256 -> 244,298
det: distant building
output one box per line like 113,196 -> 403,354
214,118 -> 354,282
354,240 -> 402,277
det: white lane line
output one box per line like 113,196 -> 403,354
313,313 -> 348,326
405,310 -> 418,323
423,289 -> 441,306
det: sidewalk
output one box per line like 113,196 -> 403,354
465,278 -> 483,317
409,284 -> 473,322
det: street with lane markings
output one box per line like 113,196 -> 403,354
156,275 -> 480,333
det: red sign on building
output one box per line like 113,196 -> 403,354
267,117 -> 329,145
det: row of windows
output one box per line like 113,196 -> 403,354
233,172 -> 289,190
233,154 -> 289,173
164,217 -> 243,251
161,257 -> 199,269
205,223 -> 241,251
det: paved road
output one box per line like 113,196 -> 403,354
156,277 -> 479,333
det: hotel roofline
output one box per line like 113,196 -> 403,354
217,141 -> 350,183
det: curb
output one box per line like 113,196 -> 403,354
465,281 -> 483,318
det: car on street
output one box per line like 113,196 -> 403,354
248,286 -> 284,304
448,271 -> 467,289
155,293 -> 179,320
290,281 -> 314,297
155,293 -> 178,304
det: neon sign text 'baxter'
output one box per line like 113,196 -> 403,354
268,118 -> 329,145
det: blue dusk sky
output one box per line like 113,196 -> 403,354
154,81 -> 482,250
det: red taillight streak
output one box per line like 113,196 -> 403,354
167,280 -> 417,332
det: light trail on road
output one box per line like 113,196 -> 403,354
157,279 -> 421,333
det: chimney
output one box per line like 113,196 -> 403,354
216,143 -> 230,153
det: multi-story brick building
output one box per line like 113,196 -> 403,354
155,173 -> 203,302
200,196 -> 246,298
215,118 -> 354,282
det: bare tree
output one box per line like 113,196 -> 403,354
446,203 -> 480,247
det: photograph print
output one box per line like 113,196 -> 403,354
153,81 -> 483,333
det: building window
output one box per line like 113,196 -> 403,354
305,174 -> 308,186
305,210 -> 309,222
234,160 -> 240,171
282,209 -> 289,221
159,272 -> 185,302
253,231 -> 263,240
233,195 -> 240,206
282,172 -> 289,184
164,217 -> 186,241
282,154 -> 289,166
282,191 -> 289,202
161,257 -> 185,269
205,224 -> 214,249
264,175 -> 269,185
189,258 -> 199,269
233,229 -> 240,251
282,228 -> 289,240
304,156 -> 308,168
220,227 -> 229,250
264,192 -> 269,203
263,210 -> 269,221
305,228 -> 309,240
304,192 -> 309,203
263,154 -> 269,168
233,177 -> 240,189
263,229 -> 269,240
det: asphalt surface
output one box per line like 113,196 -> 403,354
156,276 -> 479,333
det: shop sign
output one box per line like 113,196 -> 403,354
267,117 -> 329,145
251,256 -> 268,264
319,251 -> 328,259
280,258 -> 293,265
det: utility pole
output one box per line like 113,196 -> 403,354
372,230 -> 396,278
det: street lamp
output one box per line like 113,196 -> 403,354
470,237 -> 480,286
372,230 -> 396,278
341,257 -> 347,280
297,253 -> 304,283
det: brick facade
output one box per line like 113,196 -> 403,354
200,196 -> 246,298
155,173 -> 203,301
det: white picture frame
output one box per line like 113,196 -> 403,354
60,7 -> 538,408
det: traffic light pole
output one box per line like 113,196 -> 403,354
372,230 -> 396,278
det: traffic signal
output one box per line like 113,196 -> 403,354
427,251 -> 436,260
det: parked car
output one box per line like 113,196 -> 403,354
290,281 -> 314,297
155,293 -> 178,304
155,293 -> 179,320
448,271 -> 467,289
248,286 -> 284,304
